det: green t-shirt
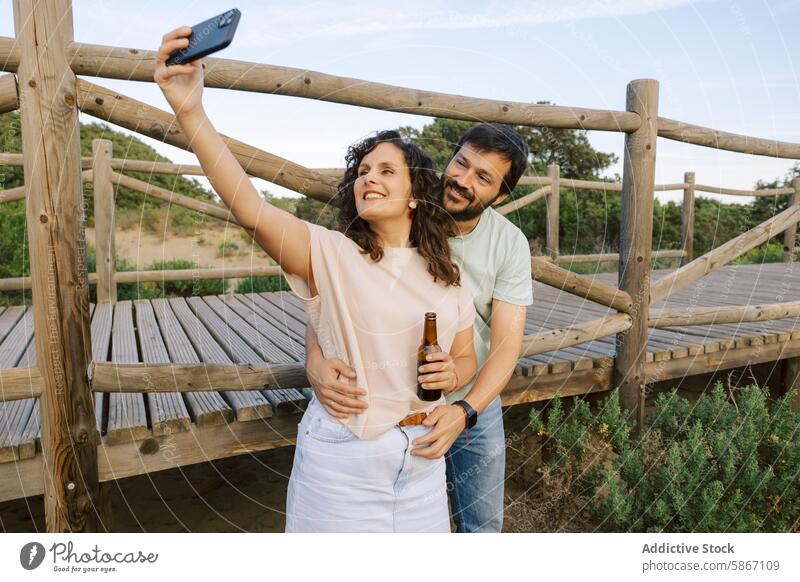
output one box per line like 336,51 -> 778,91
446,207 -> 534,404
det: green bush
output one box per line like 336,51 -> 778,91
528,383 -> 800,532
216,239 -> 239,257
733,241 -> 785,265
234,276 -> 288,294
87,250 -> 226,300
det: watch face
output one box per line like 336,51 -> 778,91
467,412 -> 477,429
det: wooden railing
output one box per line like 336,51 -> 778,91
3,151 -> 792,295
1,0 -> 800,531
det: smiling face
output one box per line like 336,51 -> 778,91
442,143 -> 512,222
353,142 -> 414,223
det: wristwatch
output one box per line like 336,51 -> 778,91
453,400 -> 478,430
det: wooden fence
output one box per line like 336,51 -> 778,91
1,0 -> 799,531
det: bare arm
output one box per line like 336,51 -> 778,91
154,28 -> 311,282
305,325 -> 365,418
462,300 -> 527,413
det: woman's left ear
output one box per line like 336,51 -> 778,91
408,200 -> 418,209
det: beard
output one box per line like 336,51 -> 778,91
442,178 -> 501,222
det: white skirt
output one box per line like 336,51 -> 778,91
285,397 -> 450,533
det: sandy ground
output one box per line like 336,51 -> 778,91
86,223 -> 275,275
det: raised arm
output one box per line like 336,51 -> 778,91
154,27 -> 311,281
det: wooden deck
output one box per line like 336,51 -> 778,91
2,263 -> 800,502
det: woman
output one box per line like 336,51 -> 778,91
155,28 -> 477,533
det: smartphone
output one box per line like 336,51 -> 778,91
166,8 -> 241,66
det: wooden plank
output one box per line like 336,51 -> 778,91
185,296 -> 274,421
10,304 -> 99,463
202,295 -> 294,363
133,300 -> 192,437
0,308 -> 35,462
0,412 -> 302,503
90,302 -> 111,436
150,298 -> 233,428
106,301 -> 149,445
243,292 -> 307,343
0,305 -> 25,343
220,295 -> 305,361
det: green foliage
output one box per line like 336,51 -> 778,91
85,248 -> 224,301
528,384 -> 800,532
733,241 -> 785,265
217,239 -> 239,257
235,276 -> 289,294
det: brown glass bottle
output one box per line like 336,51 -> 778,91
417,312 -> 443,401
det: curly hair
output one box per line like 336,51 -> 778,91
335,130 -> 461,287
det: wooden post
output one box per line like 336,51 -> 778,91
783,177 -> 800,263
615,79 -> 659,428
14,0 -> 105,532
680,171 -> 695,265
546,163 -> 560,261
92,139 -> 116,302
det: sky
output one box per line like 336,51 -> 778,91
2,0 -> 800,203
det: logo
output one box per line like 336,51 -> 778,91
20,542 -> 46,570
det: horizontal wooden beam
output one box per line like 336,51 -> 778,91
110,158 -> 204,175
531,257 -> 632,312
653,183 -> 689,191
0,170 -> 92,205
114,265 -> 281,284
644,336 -> 800,383
650,203 -> 800,304
555,249 -> 685,264
0,184 -> 25,204
502,365 -> 613,407
496,186 -> 549,215
0,272 -> 98,291
74,79 -> 338,202
520,313 -> 631,358
649,300 -> 800,328
0,73 -> 17,114
91,362 -> 308,393
658,116 -> 800,160
0,37 -> 640,132
111,171 -> 239,225
693,183 -> 795,197
0,367 -> 42,401
1,266 -> 280,290
0,413 -> 302,503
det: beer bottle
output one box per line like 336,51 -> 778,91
417,312 -> 443,401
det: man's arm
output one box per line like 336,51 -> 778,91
462,299 -> 527,414
305,325 -> 366,418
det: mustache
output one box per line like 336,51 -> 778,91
445,179 -> 474,202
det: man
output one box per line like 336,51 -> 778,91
305,123 -> 532,532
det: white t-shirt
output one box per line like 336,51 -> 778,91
446,207 -> 534,404
284,222 -> 476,440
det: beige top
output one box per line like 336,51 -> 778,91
284,222 -> 476,440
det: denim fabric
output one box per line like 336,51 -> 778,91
445,395 -> 505,532
285,398 -> 449,533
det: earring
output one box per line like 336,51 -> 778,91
408,200 -> 418,209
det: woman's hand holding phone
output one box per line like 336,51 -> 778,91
154,27 -> 205,120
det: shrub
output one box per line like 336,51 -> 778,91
217,239 -> 239,258
527,383 -> 800,532
234,276 -> 288,294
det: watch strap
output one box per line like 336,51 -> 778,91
453,399 -> 478,430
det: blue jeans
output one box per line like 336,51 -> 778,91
445,395 -> 505,533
